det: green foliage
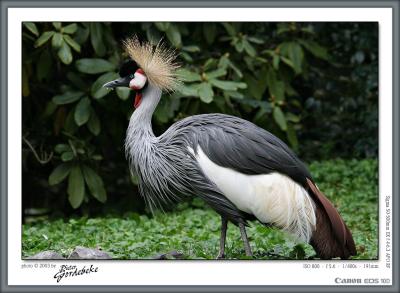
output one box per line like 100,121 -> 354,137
22,159 -> 378,260
22,22 -> 377,212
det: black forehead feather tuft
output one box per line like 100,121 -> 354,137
119,59 -> 139,77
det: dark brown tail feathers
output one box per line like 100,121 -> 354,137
306,178 -> 357,259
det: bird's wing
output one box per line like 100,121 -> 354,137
162,113 -> 312,186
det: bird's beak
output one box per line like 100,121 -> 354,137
102,76 -> 131,88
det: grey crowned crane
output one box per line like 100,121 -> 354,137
103,37 -> 357,259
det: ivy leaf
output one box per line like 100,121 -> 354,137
48,163 -> 72,185
197,83 -> 214,103
273,106 -> 287,131
34,31 -> 55,47
82,165 -> 107,203
74,97 -> 92,126
75,58 -> 116,74
67,165 -> 85,209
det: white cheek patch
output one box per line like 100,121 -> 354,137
129,73 -> 147,90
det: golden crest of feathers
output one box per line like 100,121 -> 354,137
123,36 -> 181,92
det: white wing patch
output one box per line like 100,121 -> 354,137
190,146 -> 316,243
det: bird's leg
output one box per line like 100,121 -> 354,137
239,222 -> 253,257
216,217 -> 228,259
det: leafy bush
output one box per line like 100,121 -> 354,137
22,22 -> 377,211
22,159 -> 378,259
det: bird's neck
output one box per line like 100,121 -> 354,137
127,83 -> 161,138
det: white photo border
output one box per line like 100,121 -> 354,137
7,7 -> 393,287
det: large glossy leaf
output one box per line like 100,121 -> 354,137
243,39 -> 256,57
61,151 -> 74,162
87,109 -> 101,136
49,163 -> 72,185
206,68 -> 227,80
286,123 -> 299,151
74,97 -> 91,126
54,144 -> 71,154
52,33 -> 63,48
37,50 -> 52,81
298,39 -> 329,61
116,87 -> 131,100
82,165 -> 107,203
222,23 -> 236,36
91,72 -> 119,99
74,25 -> 90,44
209,79 -> 247,91
52,22 -> 62,30
52,91 -> 83,105
177,69 -> 201,82
177,83 -> 199,97
286,42 -> 304,74
63,23 -> 78,34
166,25 -> 181,47
273,106 -> 287,131
75,58 -> 116,74
23,22 -> 39,36
63,34 -> 81,52
182,45 -> 200,52
34,31 -> 55,47
67,165 -> 85,209
63,109 -> 78,134
90,23 -> 106,57
57,42 -> 73,65
267,69 -> 285,102
197,83 -> 214,103
155,22 -> 170,32
202,23 -> 217,44
66,72 -> 88,91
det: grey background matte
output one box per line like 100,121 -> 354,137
0,0 -> 398,292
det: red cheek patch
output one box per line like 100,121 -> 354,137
134,92 -> 142,108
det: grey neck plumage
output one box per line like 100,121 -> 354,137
125,83 -> 162,180
126,83 -> 161,139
